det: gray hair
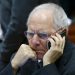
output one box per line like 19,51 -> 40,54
27,3 -> 72,29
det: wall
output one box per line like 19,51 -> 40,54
68,23 -> 75,44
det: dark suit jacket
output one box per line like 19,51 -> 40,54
0,40 -> 75,75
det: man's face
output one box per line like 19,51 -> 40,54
27,11 -> 56,60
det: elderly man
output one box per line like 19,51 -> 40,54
0,3 -> 75,75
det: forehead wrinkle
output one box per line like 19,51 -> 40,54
28,24 -> 55,34
27,9 -> 53,25
28,24 -> 44,32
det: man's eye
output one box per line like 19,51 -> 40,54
38,33 -> 48,39
27,32 -> 34,37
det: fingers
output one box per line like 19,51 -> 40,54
22,44 -> 36,59
48,33 -> 65,50
11,44 -> 37,68
48,33 -> 61,47
51,34 -> 60,46
48,38 -> 55,47
31,51 -> 37,60
62,36 -> 65,49
44,33 -> 65,64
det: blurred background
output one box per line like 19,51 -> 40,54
60,0 -> 75,44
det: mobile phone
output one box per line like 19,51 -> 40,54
47,31 -> 66,49
47,41 -> 51,50
60,30 -> 66,37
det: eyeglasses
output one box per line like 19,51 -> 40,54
24,31 -> 49,39
24,27 -> 66,40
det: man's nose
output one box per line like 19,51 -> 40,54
32,34 -> 40,46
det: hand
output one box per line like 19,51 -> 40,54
11,44 -> 36,69
43,33 -> 65,66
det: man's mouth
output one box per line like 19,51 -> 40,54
32,47 -> 47,54
35,50 -> 46,60
35,50 -> 45,54
31,47 -> 47,59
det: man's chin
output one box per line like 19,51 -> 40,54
31,48 -> 46,60
36,52 -> 44,60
